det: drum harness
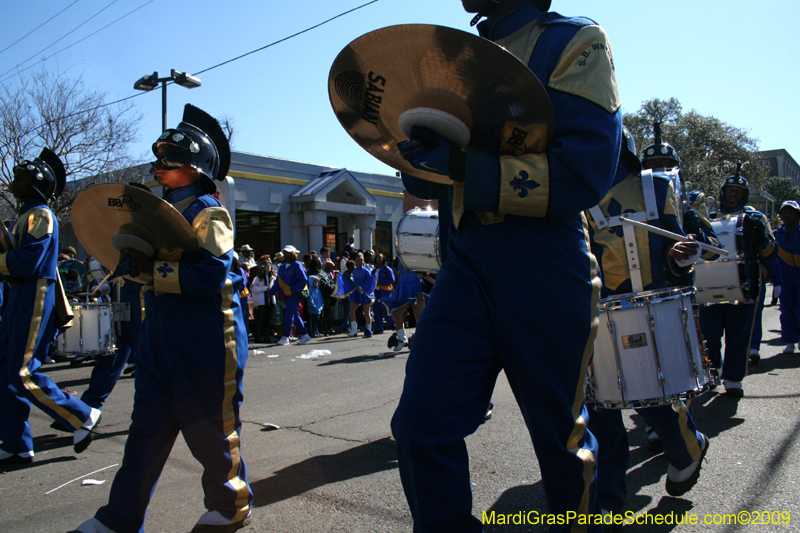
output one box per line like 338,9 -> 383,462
588,169 -> 659,294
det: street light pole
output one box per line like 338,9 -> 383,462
133,69 -> 202,132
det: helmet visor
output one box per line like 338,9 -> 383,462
151,144 -> 193,170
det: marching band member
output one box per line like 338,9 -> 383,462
347,252 -> 376,337
269,244 -> 311,346
71,105 -> 252,533
698,168 -> 778,397
391,0 -> 623,530
586,128 -> 709,520
773,201 -> 800,353
0,148 -> 101,464
371,253 -> 395,334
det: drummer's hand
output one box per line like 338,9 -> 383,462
120,248 -> 153,277
397,126 -> 466,182
669,235 -> 700,261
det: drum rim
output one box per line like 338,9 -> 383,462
599,286 -> 695,310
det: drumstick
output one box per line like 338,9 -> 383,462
619,216 -> 730,257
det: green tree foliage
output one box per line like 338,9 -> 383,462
0,69 -> 143,222
624,98 -> 767,198
764,176 -> 800,207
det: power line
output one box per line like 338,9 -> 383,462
35,0 -> 382,128
0,0 -> 81,55
0,0 -> 120,77
193,0 -> 381,77
0,0 -> 154,84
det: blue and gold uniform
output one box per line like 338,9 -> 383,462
699,204 -> 777,392
270,257 -> 309,339
0,202 -> 96,459
586,159 -> 707,510
87,181 -> 252,531
372,263 -> 395,333
775,208 -> 800,345
391,2 -> 622,531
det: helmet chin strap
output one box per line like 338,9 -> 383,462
471,0 -> 502,26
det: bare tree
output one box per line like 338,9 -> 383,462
219,115 -> 236,148
0,68 -> 143,222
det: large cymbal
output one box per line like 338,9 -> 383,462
71,184 -> 197,283
329,24 -> 554,184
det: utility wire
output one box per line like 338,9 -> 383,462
0,0 -> 154,84
0,0 -> 81,55
34,0 -> 382,128
0,0 -> 120,77
193,0 -> 380,77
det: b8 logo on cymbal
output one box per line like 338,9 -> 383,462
107,195 -> 141,211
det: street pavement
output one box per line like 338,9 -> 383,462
2,287 -> 800,532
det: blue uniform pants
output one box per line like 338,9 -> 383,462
589,403 -> 702,512
391,213 -> 601,533
282,294 -> 307,337
94,291 -> 252,532
699,302 -> 756,382
780,282 -> 800,344
0,279 -> 92,454
372,288 -> 394,332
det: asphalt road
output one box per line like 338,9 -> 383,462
2,286 -> 800,533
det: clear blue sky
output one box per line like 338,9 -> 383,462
1,0 -> 798,176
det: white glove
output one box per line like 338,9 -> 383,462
773,285 -> 782,300
675,247 -> 702,268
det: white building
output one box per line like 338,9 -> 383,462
61,151 -> 406,260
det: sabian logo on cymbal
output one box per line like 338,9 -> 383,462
335,70 -> 386,125
107,195 -> 141,211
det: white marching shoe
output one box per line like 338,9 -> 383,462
297,333 -> 311,345
783,343 -> 796,354
276,336 -> 290,346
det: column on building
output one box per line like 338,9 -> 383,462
357,215 -> 376,252
305,209 -> 326,255
290,213 -> 304,251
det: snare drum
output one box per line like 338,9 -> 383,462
396,208 -> 440,273
693,214 -> 760,305
56,302 -> 116,356
588,287 -> 710,409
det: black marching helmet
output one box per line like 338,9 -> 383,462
719,162 -> 749,206
151,104 -> 231,193
13,147 -> 67,202
641,122 -> 680,170
620,125 -> 641,173
470,0 -> 552,26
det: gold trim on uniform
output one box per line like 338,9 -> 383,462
171,195 -> 198,216
20,279 -> 83,429
27,208 -> 55,239
548,25 -> 621,114
193,207 -> 234,258
779,248 -> 800,267
498,153 -> 550,218
0,252 -> 9,276
221,279 -> 251,520
672,402 -> 702,462
495,17 -> 546,64
153,261 -> 181,295
565,214 -> 602,528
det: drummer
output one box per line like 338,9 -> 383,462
586,128 -> 710,518
71,105 -> 252,533
0,148 -> 101,465
698,168 -> 778,397
390,0 -> 623,530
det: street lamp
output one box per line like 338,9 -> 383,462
133,69 -> 202,131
